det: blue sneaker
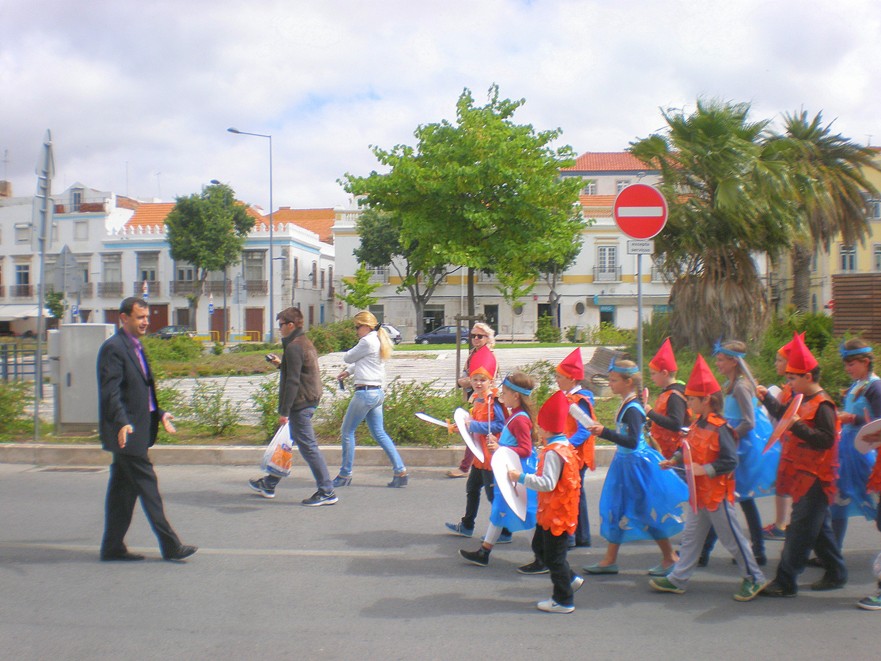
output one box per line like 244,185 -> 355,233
496,531 -> 513,544
445,522 -> 474,537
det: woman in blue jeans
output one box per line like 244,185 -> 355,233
334,311 -> 408,488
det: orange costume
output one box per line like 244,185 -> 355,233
687,412 -> 736,510
776,391 -> 840,504
647,339 -> 689,459
536,441 -> 582,535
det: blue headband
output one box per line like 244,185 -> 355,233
840,343 -> 873,359
608,355 -> 639,376
713,339 -> 746,359
502,375 -> 533,396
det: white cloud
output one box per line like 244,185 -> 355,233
2,0 -> 879,211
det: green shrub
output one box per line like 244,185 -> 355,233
535,315 -> 562,343
0,381 -> 30,434
565,326 -> 580,343
182,379 -> 243,436
308,320 -> 358,355
250,375 -> 280,440
143,335 -> 203,362
582,322 -> 634,346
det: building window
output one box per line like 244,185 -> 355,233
595,245 -> 619,281
869,199 -> 881,220
369,304 -> 385,323
103,254 -> 122,282
839,245 -> 857,272
320,269 -> 325,289
74,220 -> 89,241
581,179 -> 597,196
16,263 -> 30,285
366,265 -> 389,283
874,245 -> 881,271
811,251 -> 818,272
15,224 -> 30,244
71,188 -> 83,212
311,262 -> 318,288
137,253 -> 158,281
293,258 -> 299,286
176,263 -> 195,281
244,251 -> 265,281
616,179 -> 632,194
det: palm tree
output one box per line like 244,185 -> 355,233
630,100 -> 793,348
770,111 -> 880,312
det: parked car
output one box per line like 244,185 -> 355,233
414,325 -> 470,345
149,325 -> 195,340
381,324 -> 403,344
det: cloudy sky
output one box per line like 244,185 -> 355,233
2,0 -> 880,213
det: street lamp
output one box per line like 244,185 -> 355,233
227,127 -> 274,342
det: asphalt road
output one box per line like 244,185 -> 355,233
1,462 -> 879,660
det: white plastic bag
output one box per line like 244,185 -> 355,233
261,423 -> 293,477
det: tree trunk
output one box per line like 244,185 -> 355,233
790,242 -> 813,313
414,299 -> 425,335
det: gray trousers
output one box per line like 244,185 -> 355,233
669,499 -> 766,589
266,406 -> 333,494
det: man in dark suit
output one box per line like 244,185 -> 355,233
98,296 -> 196,562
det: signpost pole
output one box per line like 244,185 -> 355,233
637,254 -> 643,371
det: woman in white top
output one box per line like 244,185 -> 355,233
334,311 -> 408,488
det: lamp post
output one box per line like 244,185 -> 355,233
227,127 -> 274,342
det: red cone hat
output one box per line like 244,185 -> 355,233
469,345 -> 497,378
684,354 -> 721,397
649,338 -> 678,372
556,348 -> 584,381
538,390 -> 570,434
785,332 -> 818,374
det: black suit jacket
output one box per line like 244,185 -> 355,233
97,329 -> 164,456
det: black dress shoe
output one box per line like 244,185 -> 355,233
759,581 -> 797,598
811,575 -> 846,591
100,551 -> 145,562
163,545 -> 198,561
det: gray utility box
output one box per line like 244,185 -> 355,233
48,324 -> 116,434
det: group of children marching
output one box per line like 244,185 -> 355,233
445,334 -> 881,614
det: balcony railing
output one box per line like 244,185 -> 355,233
650,267 -> 672,283
10,284 -> 34,298
132,280 -> 161,297
593,266 -> 622,283
98,282 -> 124,297
244,280 -> 268,294
204,281 -> 231,295
169,280 -> 198,296
79,282 -> 94,298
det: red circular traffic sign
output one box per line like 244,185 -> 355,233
613,183 -> 668,239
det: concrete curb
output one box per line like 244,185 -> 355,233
0,443 -> 617,468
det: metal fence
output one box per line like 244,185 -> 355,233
0,342 -> 38,382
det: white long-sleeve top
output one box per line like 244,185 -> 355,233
342,331 -> 385,386
519,437 -> 568,492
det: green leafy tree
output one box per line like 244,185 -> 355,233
630,100 -> 793,348
354,208 -> 458,334
536,237 -> 583,330
341,84 -> 584,317
44,291 -> 64,319
769,111 -> 880,312
337,263 -> 380,310
164,183 -> 255,332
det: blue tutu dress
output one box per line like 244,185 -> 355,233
489,411 -> 538,533
599,400 -> 688,544
832,377 -> 879,521
727,394 -> 778,500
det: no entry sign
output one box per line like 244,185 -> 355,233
613,184 -> 668,239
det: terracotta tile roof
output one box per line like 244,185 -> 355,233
124,201 -> 263,229
563,152 -> 657,173
579,195 -> 616,211
126,202 -> 175,228
271,207 -> 336,243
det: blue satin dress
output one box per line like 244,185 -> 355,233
489,411 -> 538,532
832,376 -> 879,521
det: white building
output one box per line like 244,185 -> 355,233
0,182 -> 335,339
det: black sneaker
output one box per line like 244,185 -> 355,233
517,559 -> 549,575
248,477 -> 276,499
459,547 -> 490,567
301,490 -> 338,507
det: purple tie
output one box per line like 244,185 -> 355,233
132,339 -> 156,412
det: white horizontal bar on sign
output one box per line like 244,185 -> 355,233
617,206 -> 664,217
